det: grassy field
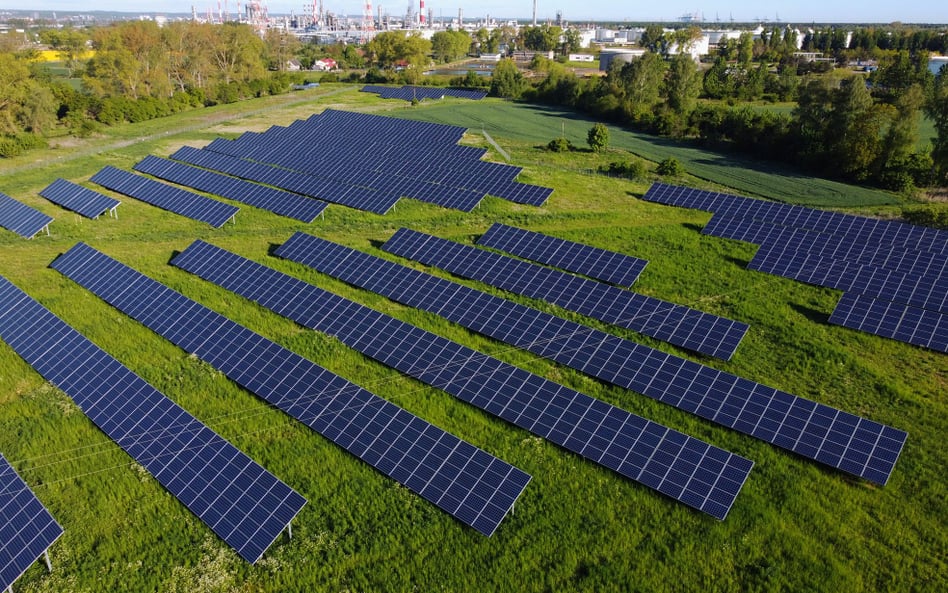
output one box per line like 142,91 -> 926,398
392,101 -> 902,208
0,87 -> 944,593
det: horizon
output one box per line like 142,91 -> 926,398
2,2 -> 947,26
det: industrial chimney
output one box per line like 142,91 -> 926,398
420,0 -> 425,25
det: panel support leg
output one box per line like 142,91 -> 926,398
286,520 -> 293,541
44,549 -> 53,572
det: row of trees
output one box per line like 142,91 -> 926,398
515,51 -> 947,189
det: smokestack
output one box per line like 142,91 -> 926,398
420,0 -> 425,25
533,0 -> 537,26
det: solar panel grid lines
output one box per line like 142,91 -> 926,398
274,232 -> 909,486
173,240 -> 754,520
132,156 -> 328,223
0,273 -> 307,564
477,223 -> 649,287
0,192 -> 53,239
89,166 -> 239,228
0,453 -> 64,592
648,182 -> 948,255
50,244 -> 529,537
39,179 -> 121,220
829,293 -> 948,353
169,147 -> 398,215
383,228 -> 749,360
200,126 -> 494,211
195,109 -> 552,208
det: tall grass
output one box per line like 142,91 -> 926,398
0,88 -> 943,593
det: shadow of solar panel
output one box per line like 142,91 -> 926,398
173,240 -> 753,520
39,179 -> 120,219
829,292 -> 948,353
170,146 -> 397,215
384,228 -> 748,360
50,244 -> 529,537
478,223 -> 649,287
89,166 -> 238,228
0,192 -> 53,239
0,453 -> 63,592
133,156 -> 327,223
275,232 -> 909,486
0,273 -> 305,564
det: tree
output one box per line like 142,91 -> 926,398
263,29 -> 302,71
640,25 -> 667,54
657,157 -> 684,176
703,56 -> 733,99
587,123 -> 609,152
664,53 -> 701,116
366,31 -> 431,70
827,77 -> 886,181
39,28 -> 88,76
521,25 -> 562,53
431,30 -> 471,63
618,52 -> 666,122
926,70 -> 948,183
489,58 -> 525,99
737,32 -> 754,65
563,28 -> 583,54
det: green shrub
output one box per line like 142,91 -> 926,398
547,136 -> 571,152
601,160 -> 646,180
587,122 -> 609,152
657,157 -> 685,176
902,204 -> 948,229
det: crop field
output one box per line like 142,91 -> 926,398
0,87 -> 944,592
393,101 -> 902,208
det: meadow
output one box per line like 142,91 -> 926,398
0,86 -> 944,593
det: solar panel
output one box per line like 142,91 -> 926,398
90,166 -> 238,228
362,85 -> 488,102
829,292 -> 948,353
0,192 -> 52,239
647,182 -> 948,255
477,223 -> 649,287
50,244 -> 529,537
173,240 -> 754,520
133,155 -> 327,223
383,228 -> 749,360
38,178 -> 120,219
0,453 -> 63,592
169,146 -> 399,215
275,232 -> 909,486
0,273 -> 306,564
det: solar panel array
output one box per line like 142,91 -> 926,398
361,85 -> 488,101
173,239 -> 754,520
170,145 -> 400,215
0,192 -> 52,239
176,109 -> 552,210
642,182 -> 948,353
90,166 -> 239,228
275,232 -> 908,486
39,179 -> 120,219
0,453 -> 63,592
478,223 -> 649,287
51,244 -> 529,537
383,228 -> 749,360
0,271 -> 306,564
133,155 -> 327,223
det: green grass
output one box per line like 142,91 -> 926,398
0,87 -> 944,593
391,101 -> 901,208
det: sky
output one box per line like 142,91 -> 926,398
4,1 -> 946,24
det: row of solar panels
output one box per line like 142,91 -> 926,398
186,109 -> 553,210
642,183 -> 947,353
2,224 -> 910,588
362,85 -> 489,102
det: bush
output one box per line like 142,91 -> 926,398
587,122 -> 609,152
601,160 -> 647,180
657,157 -> 685,177
0,133 -> 47,158
547,137 -> 572,152
902,204 -> 948,230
